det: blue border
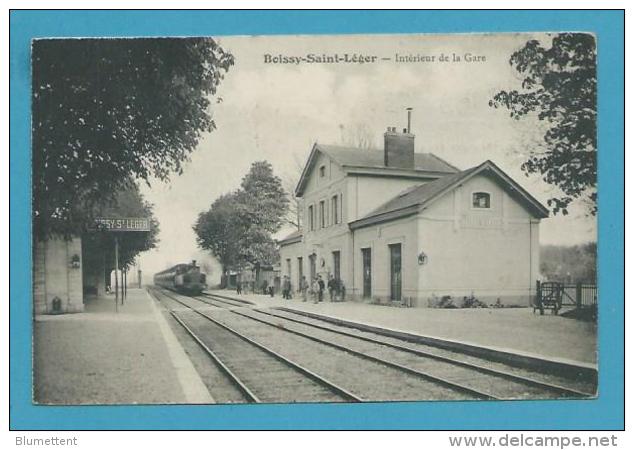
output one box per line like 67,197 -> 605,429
10,10 -> 624,430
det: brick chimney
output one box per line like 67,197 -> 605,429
384,127 -> 415,169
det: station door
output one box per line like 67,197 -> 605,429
362,247 -> 372,298
389,243 -> 402,301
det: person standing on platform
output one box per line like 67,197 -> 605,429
236,281 -> 242,295
261,279 -> 268,296
327,274 -> 336,301
318,275 -> 325,302
311,278 -> 319,304
300,276 -> 308,302
282,276 -> 291,299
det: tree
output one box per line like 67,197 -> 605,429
283,176 -> 303,231
32,38 -> 234,238
82,182 -> 160,282
194,161 -> 289,272
99,183 -> 160,269
193,192 -> 242,275
281,154 -> 306,231
489,33 -> 596,215
236,161 -> 289,235
540,242 -> 596,283
236,227 -> 280,269
338,123 -> 376,149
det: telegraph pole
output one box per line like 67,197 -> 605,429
114,235 -> 119,312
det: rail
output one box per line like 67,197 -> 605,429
200,293 -> 498,399
154,288 -> 364,402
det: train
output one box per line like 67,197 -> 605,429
153,260 -> 207,295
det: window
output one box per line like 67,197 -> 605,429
308,205 -> 314,231
332,251 -> 341,281
319,200 -> 325,228
389,243 -> 402,301
319,165 -> 326,177
286,258 -> 291,279
297,257 -> 303,286
362,248 -> 372,298
309,254 -> 316,281
340,193 -> 343,222
332,195 -> 339,224
472,192 -> 491,209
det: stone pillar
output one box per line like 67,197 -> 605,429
33,239 -> 48,314
33,235 -> 84,315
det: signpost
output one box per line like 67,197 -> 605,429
114,235 -> 119,312
93,217 -> 150,312
94,217 -> 151,232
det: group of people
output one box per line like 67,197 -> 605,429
298,274 -> 346,304
236,274 -> 346,303
235,280 -> 273,297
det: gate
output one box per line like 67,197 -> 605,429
535,281 -> 597,315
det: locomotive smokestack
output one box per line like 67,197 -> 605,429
406,107 -> 413,133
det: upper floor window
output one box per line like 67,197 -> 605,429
472,192 -> 491,209
319,165 -> 326,178
308,205 -> 314,231
319,200 -> 326,228
332,195 -> 339,224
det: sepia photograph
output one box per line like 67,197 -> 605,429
30,31 -> 599,407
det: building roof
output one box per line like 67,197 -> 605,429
318,144 -> 460,172
277,229 -> 303,246
349,160 -> 549,230
295,143 -> 459,196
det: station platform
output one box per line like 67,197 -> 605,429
209,289 -> 598,364
33,288 -> 213,405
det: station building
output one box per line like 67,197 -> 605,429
279,126 -> 548,307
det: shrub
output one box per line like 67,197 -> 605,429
438,295 -> 457,309
462,294 -> 488,308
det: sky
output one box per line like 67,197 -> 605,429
138,33 -> 597,279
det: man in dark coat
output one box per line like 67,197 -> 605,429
261,279 -> 268,295
327,275 -> 336,301
300,276 -> 309,302
282,276 -> 291,299
317,275 -> 325,302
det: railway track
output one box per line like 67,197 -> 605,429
201,292 -> 255,305
198,292 -> 595,400
171,291 -> 495,400
198,292 -> 253,308
149,287 -> 361,403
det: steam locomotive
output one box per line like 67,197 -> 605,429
153,260 -> 207,295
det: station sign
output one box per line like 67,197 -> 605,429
93,217 -> 150,232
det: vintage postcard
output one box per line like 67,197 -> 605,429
30,32 -> 600,408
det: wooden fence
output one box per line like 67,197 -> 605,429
536,281 -> 597,310
562,283 -> 597,308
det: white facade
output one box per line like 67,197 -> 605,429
280,140 -> 547,307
